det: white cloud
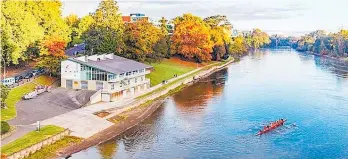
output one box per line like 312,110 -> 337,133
62,0 -> 348,36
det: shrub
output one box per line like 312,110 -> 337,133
1,121 -> 10,135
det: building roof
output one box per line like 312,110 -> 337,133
68,55 -> 152,74
122,16 -> 131,23
65,43 -> 86,57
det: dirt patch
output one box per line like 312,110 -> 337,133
165,57 -> 208,68
93,111 -> 111,118
58,99 -> 165,158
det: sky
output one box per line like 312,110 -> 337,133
62,0 -> 348,36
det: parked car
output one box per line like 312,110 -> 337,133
37,68 -> 45,74
32,68 -> 45,76
15,75 -> 23,83
24,73 -> 33,79
31,70 -> 39,76
1,77 -> 15,86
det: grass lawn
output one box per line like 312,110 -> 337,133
1,76 -> 56,121
147,57 -> 207,86
1,125 -> 65,156
25,136 -> 82,159
137,57 -> 233,100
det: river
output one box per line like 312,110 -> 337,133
71,49 -> 348,159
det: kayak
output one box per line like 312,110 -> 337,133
256,119 -> 286,136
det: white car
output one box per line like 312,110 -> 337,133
1,77 -> 15,86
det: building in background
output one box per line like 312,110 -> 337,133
61,53 -> 152,102
122,13 -> 148,23
65,43 -> 86,57
123,13 -> 175,34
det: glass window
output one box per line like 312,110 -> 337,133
128,79 -> 130,84
141,76 -> 144,81
108,74 -> 113,80
135,78 -> 137,83
111,84 -> 114,90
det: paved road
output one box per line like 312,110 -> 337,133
8,88 -> 95,125
1,88 -> 96,146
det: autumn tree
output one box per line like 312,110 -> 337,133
78,15 -> 94,38
1,0 -> 70,64
1,1 -> 44,64
204,15 -> 232,60
83,0 -> 124,54
297,35 -> 315,51
250,29 -> 271,49
37,36 -> 67,76
229,36 -> 248,56
171,14 -> 213,62
65,14 -> 82,47
123,19 -> 162,62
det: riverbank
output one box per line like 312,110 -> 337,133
57,58 -> 235,158
304,51 -> 348,63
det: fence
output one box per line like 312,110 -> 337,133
5,129 -> 70,159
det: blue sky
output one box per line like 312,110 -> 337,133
62,0 -> 348,36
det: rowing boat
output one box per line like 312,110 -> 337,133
256,119 -> 286,136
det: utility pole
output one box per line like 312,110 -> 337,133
1,56 -> 6,80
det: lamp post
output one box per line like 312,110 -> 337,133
1,56 -> 6,80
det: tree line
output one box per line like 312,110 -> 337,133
295,30 -> 348,57
1,0 -> 271,75
266,30 -> 348,58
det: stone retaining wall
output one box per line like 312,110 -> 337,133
5,129 -> 70,159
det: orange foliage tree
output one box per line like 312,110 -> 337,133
123,19 -> 162,61
40,36 -> 67,57
37,36 -> 67,76
171,14 -> 213,62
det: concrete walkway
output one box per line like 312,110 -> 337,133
40,97 -> 136,138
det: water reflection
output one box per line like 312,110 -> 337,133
314,56 -> 348,79
173,69 -> 227,112
97,140 -> 117,159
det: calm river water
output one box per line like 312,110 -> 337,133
72,50 -> 348,159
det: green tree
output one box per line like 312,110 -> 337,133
1,0 -> 44,64
1,84 -> 10,108
151,17 -> 171,60
83,0 -> 124,54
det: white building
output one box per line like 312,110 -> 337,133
61,53 -> 152,101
